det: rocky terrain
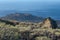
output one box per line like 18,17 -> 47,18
0,15 -> 60,40
1,13 -> 60,27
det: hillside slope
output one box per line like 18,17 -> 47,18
1,13 -> 43,22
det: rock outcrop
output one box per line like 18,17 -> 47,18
40,17 -> 58,29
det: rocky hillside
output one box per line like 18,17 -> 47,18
39,17 -> 58,29
0,17 -> 59,40
0,17 -> 58,29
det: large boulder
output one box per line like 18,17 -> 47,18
40,17 -> 58,29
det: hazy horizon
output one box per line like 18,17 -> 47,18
0,0 -> 60,20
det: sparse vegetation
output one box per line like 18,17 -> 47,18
0,17 -> 60,40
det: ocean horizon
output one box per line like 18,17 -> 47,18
0,1 -> 60,20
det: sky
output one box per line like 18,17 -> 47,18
0,0 -> 59,10
0,0 -> 60,2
